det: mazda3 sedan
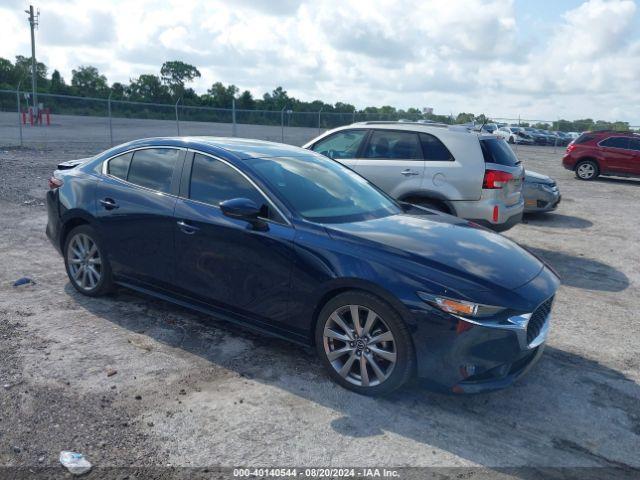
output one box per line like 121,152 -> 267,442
46,137 -> 559,396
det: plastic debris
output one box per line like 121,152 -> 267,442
13,277 -> 35,287
59,451 -> 92,475
106,369 -> 117,377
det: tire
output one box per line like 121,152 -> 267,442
575,160 -> 599,181
64,224 -> 114,296
508,136 -> 515,144
315,291 -> 415,396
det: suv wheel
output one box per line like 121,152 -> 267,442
315,291 -> 415,396
575,160 -> 599,181
64,225 -> 114,296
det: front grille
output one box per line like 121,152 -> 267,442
527,296 -> 554,345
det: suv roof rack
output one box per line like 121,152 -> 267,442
353,121 -> 450,129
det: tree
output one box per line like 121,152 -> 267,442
14,55 -> 48,87
456,112 -> 475,124
160,60 -> 201,98
204,82 -> 238,108
49,70 -> 69,94
236,90 -> 255,110
128,74 -> 170,102
71,66 -> 108,97
0,57 -> 17,87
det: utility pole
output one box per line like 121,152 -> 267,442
25,5 -> 39,112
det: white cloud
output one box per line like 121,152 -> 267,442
0,0 -> 639,123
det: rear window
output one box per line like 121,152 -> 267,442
480,138 -> 521,166
574,134 -> 596,144
106,152 -> 132,180
419,133 -> 454,161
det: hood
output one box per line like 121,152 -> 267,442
525,170 -> 553,184
325,212 -> 543,291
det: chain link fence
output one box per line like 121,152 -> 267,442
1,89 -> 637,150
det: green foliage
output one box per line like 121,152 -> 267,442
160,60 -> 201,98
72,66 -> 109,97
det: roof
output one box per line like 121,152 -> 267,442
118,136 -> 314,160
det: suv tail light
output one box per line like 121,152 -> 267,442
566,144 -> 576,153
48,176 -> 63,189
483,170 -> 513,189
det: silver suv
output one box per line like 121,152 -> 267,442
303,122 -> 525,231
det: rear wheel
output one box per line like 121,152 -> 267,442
64,225 -> 113,296
315,291 -> 415,396
575,160 -> 599,181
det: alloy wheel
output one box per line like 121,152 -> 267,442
577,162 -> 595,179
67,233 -> 102,291
323,305 -> 397,387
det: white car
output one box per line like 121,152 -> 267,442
495,127 -> 534,145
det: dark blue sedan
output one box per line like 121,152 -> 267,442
46,137 -> 559,395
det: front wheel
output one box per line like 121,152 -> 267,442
575,160 -> 599,181
64,225 -> 114,296
315,291 -> 415,396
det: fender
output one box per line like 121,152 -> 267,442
397,191 -> 457,215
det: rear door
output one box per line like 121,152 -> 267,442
96,147 -> 185,288
354,129 -> 425,197
598,137 -> 633,174
309,129 -> 368,170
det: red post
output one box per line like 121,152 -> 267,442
46,108 -> 50,126
22,110 -> 26,125
29,107 -> 34,126
37,109 -> 42,125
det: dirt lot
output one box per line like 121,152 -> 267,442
0,138 -> 639,477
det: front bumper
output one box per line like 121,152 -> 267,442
524,183 -> 561,213
409,268 -> 558,394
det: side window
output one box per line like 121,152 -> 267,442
190,153 -> 269,213
127,148 -> 180,193
420,133 -> 454,161
600,137 -> 630,149
106,152 -> 133,180
312,130 -> 367,159
629,139 -> 640,151
363,131 -> 423,160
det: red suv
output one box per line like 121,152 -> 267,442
562,131 -> 640,180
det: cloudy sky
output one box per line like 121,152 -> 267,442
1,0 -> 639,123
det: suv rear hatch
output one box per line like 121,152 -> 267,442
479,138 -> 524,206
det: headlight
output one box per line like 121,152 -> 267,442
417,292 -> 505,318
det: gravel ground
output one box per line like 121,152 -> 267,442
0,134 -> 639,478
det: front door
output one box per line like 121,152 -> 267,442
173,152 -> 295,327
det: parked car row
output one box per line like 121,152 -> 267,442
492,126 -> 575,146
46,134 -> 560,396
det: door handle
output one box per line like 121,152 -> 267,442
401,169 -> 420,176
177,220 -> 200,235
99,198 -> 119,210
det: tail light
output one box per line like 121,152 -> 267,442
566,144 -> 576,153
483,170 -> 513,189
48,176 -> 63,189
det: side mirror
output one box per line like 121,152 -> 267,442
220,198 -> 268,230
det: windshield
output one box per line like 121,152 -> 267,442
248,154 -> 401,223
